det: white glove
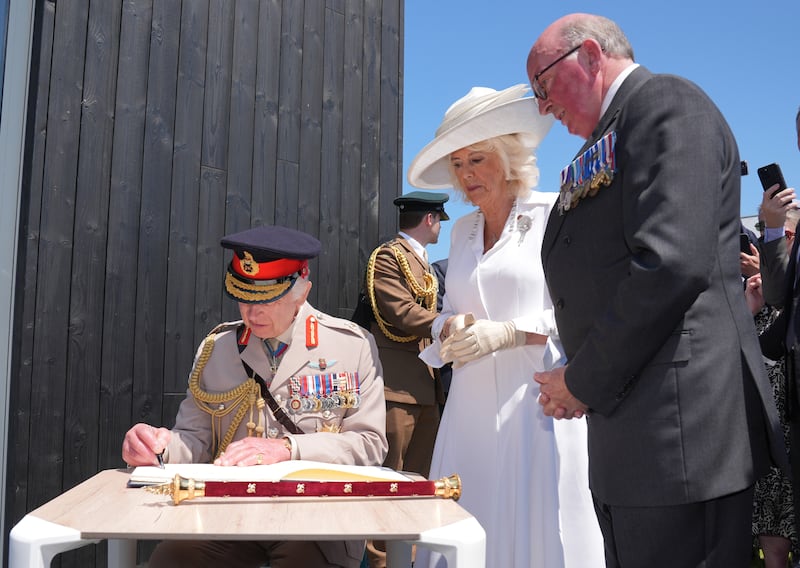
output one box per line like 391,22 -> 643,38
437,313 -> 474,365
440,319 -> 525,365
438,313 -> 473,341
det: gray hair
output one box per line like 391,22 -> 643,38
288,275 -> 311,301
448,133 -> 540,200
560,15 -> 634,60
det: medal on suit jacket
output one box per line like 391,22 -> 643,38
558,131 -> 617,214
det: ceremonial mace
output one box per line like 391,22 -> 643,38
146,474 -> 461,505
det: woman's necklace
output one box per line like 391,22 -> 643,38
470,199 -> 518,247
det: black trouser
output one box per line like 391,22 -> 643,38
593,486 -> 755,568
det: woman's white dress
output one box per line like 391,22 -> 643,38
418,190 -> 604,567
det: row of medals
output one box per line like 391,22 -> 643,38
281,390 -> 362,416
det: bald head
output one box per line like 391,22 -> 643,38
528,13 -> 634,74
526,13 -> 635,139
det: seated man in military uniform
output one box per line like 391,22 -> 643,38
122,225 -> 388,568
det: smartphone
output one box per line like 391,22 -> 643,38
758,162 -> 788,198
740,233 -> 753,254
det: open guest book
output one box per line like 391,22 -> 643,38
128,460 -> 413,487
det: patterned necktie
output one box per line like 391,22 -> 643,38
265,339 -> 288,378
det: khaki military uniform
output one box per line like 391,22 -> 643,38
163,301 -> 388,567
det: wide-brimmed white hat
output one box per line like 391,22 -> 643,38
407,84 -> 554,189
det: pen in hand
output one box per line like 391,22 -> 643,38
156,451 -> 165,469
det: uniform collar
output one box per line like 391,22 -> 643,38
397,231 -> 427,261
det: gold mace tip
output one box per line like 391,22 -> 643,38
145,475 -> 206,505
434,474 -> 462,501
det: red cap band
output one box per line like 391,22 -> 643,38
231,255 -> 307,280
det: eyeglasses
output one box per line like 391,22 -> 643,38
532,44 -> 582,100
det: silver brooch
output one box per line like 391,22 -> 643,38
516,215 -> 531,245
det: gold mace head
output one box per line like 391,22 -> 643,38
145,475 -> 206,505
434,474 -> 462,501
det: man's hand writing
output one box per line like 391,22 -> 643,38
122,423 -> 171,467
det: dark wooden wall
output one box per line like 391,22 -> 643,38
5,0 -> 403,566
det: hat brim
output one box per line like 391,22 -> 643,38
407,97 -> 554,189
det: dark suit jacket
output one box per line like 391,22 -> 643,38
758,231 -> 791,309
757,221 -> 800,389
368,236 -> 440,405
431,259 -> 452,397
541,66 -> 785,507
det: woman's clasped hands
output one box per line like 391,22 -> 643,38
440,313 -> 525,367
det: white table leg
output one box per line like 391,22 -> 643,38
385,539 -> 413,567
411,517 -> 486,568
107,539 -> 137,568
9,514 -> 98,568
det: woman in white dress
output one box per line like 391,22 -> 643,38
408,85 -> 603,567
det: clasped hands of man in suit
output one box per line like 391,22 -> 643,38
534,366 -> 588,420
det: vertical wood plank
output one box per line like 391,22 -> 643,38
100,0 -> 152,469
224,0 -> 259,235
359,0 -> 381,249
163,0 -> 209,396
340,0 -> 365,314
201,0 -> 233,171
275,0 -> 303,229
194,166 -> 230,349
378,0 -> 401,234
318,4 -> 345,314
251,0 -> 281,228
326,0 -> 346,14
298,0 -> 324,306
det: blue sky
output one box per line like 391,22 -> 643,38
402,1 -> 800,262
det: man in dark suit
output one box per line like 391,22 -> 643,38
431,258 -> 452,411
526,13 -> 786,567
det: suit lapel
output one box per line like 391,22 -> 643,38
542,66 -> 653,264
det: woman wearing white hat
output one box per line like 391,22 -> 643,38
411,85 -> 603,567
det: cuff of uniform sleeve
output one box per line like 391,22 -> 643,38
284,437 -> 296,460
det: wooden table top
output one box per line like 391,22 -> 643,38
28,469 -> 474,541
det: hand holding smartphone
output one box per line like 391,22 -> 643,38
740,233 -> 753,255
758,163 -> 788,198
